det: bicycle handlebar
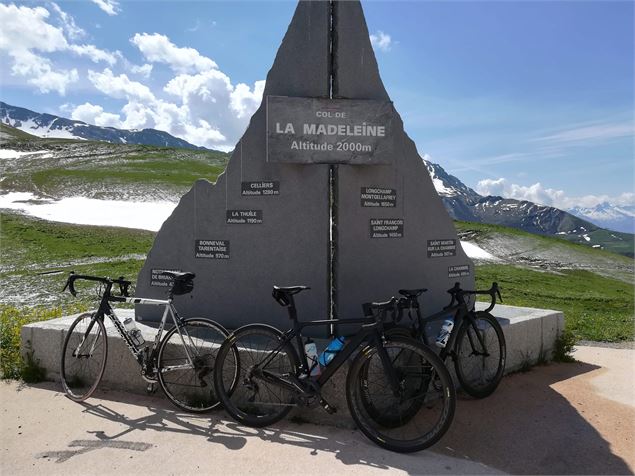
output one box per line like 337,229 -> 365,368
446,281 -> 502,313
62,271 -> 131,298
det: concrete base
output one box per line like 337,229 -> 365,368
21,304 -> 563,428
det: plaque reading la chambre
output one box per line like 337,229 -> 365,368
266,96 -> 395,164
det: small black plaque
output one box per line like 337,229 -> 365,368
370,218 -> 404,238
427,239 -> 457,258
241,181 -> 279,196
195,240 -> 230,259
150,268 -> 181,287
448,264 -> 470,278
361,187 -> 397,207
226,209 -> 263,224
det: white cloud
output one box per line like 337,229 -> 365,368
476,177 -> 635,210
90,0 -> 120,16
535,120 -> 634,145
370,30 -> 393,52
131,33 -> 217,73
88,68 -> 155,102
50,2 -> 85,40
129,63 -> 153,78
231,80 -> 266,119
69,44 -> 118,65
71,102 -> 122,127
0,3 -> 118,95
10,50 -> 78,95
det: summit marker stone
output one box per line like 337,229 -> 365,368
135,0 -> 474,334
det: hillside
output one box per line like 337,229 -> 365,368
1,121 -> 633,255
1,211 -> 632,341
1,101 -> 205,149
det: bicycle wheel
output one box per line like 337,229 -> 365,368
214,324 -> 299,427
60,312 -> 108,401
454,311 -> 506,398
347,337 -> 455,453
157,318 -> 235,413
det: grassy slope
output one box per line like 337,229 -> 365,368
1,211 -> 632,342
0,212 -> 154,306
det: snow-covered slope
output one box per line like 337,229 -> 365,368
568,202 -> 635,234
0,101 -> 204,150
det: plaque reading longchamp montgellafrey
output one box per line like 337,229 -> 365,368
266,96 -> 395,164
195,240 -> 230,259
448,264 -> 470,278
226,210 -> 263,224
241,181 -> 280,196
150,268 -> 181,287
427,239 -> 457,258
370,218 -> 404,238
361,187 -> 396,207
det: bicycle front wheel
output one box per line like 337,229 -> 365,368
347,337 -> 455,453
60,312 -> 108,401
214,324 -> 299,427
454,311 -> 506,398
157,318 -> 234,413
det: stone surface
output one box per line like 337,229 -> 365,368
332,1 -> 474,331
22,304 -> 563,427
135,0 -> 332,333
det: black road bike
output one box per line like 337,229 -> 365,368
386,283 -> 506,398
213,286 -> 456,453
60,271 -> 238,412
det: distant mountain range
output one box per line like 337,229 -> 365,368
1,101 -> 632,256
0,101 -> 204,150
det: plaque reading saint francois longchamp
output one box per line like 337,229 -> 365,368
266,96 -> 395,165
195,240 -> 230,259
370,218 -> 404,238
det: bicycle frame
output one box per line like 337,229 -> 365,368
77,282 -> 197,376
249,312 -> 401,398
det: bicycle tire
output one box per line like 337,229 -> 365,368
214,324 -> 299,427
346,336 -> 455,453
454,311 -> 506,398
60,312 -> 108,401
157,318 -> 235,413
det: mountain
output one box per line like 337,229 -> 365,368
0,101 -> 203,150
423,157 -> 634,257
1,103 -> 632,257
568,202 -> 635,234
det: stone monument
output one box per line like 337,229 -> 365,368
135,0 -> 474,336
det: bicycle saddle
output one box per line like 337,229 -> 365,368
272,285 -> 310,295
162,271 -> 195,281
398,288 -> 427,298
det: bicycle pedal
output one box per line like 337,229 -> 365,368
146,383 -> 157,394
319,398 -> 337,415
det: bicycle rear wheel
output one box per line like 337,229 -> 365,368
454,311 -> 506,398
347,337 -> 455,453
60,312 -> 108,401
157,318 -> 234,413
214,325 -> 299,427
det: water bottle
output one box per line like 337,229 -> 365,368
304,339 -> 321,376
123,317 -> 145,346
435,316 -> 454,348
318,336 -> 346,367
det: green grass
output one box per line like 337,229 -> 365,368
475,264 -> 634,342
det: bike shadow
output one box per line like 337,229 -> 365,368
440,360 -> 633,475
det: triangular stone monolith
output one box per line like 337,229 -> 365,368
135,0 -> 474,334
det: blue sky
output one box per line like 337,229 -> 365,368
0,0 -> 633,210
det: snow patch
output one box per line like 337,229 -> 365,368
0,149 -> 51,159
582,234 -> 591,242
0,192 -> 176,231
460,241 -> 499,261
